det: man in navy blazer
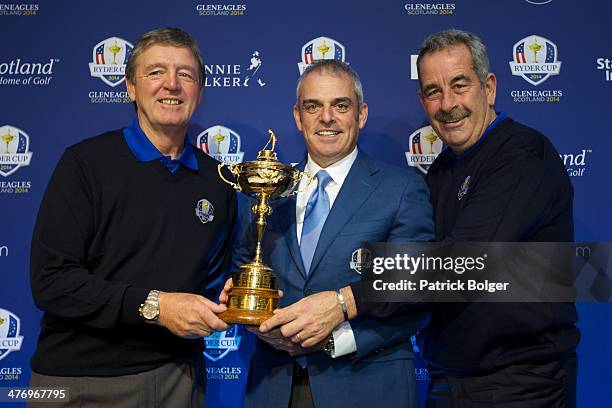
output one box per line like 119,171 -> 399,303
227,60 -> 434,408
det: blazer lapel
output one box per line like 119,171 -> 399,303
306,151 -> 381,279
276,159 -> 307,279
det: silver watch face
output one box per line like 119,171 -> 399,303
142,303 -> 159,320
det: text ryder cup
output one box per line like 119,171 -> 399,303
0,154 -> 30,164
205,338 -> 239,347
0,338 -> 22,348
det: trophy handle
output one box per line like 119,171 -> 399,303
218,162 -> 241,192
284,170 -> 315,197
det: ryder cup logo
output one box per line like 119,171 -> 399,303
89,37 -> 133,87
298,36 -> 346,74
509,35 -> 561,86
457,176 -> 470,201
405,125 -> 443,174
0,309 -> 24,361
0,125 -> 32,177
350,248 -> 373,274
197,125 -> 245,164
204,325 -> 242,362
195,198 -> 215,224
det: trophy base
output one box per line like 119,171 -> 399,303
219,262 -> 281,326
218,308 -> 274,326
219,286 -> 280,326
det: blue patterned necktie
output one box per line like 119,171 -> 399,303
300,170 -> 332,275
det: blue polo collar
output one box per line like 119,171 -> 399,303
449,111 -> 507,163
123,118 -> 198,173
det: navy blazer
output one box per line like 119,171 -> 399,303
233,151 -> 434,408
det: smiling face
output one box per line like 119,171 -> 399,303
294,70 -> 368,168
418,44 -> 497,154
126,44 -> 203,138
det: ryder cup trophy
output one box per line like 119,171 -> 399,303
217,130 -> 307,325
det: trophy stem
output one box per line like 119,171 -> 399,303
253,192 -> 270,264
217,130 -> 302,326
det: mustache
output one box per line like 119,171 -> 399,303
435,107 -> 471,123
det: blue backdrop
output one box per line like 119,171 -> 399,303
1,0 -> 610,406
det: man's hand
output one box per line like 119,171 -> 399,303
259,291 -> 344,348
218,277 -> 233,305
246,326 -> 328,356
157,292 -> 228,339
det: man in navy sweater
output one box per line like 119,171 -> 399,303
29,28 -> 235,407
408,28 -> 578,408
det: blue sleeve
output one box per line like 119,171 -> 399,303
351,173 -> 434,361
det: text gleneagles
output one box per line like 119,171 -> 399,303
372,253 -> 486,275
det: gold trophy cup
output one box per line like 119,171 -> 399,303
317,42 -> 330,59
2,131 -> 15,154
424,133 -> 438,154
213,131 -> 226,154
109,41 -> 122,65
528,38 -> 542,63
217,130 -> 307,325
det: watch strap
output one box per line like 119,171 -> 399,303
139,289 -> 160,322
336,290 -> 349,322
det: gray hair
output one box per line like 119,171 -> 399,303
417,29 -> 490,85
296,60 -> 364,106
125,27 -> 205,86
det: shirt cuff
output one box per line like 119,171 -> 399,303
331,321 -> 357,358
120,286 -> 151,325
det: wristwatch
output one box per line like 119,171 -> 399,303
139,290 -> 160,323
323,335 -> 335,357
